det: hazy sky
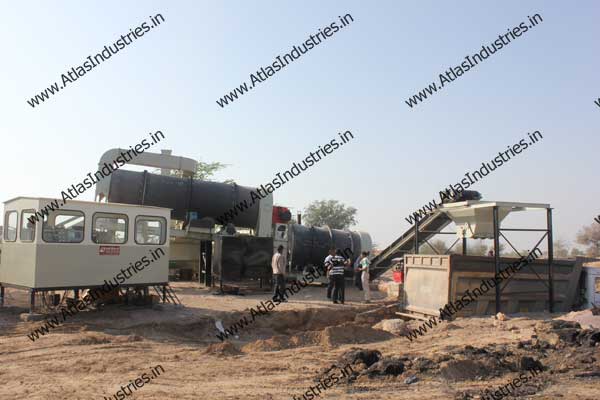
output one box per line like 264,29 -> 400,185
1,0 -> 598,252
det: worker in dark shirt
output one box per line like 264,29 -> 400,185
330,249 -> 350,304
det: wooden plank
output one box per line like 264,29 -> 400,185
396,311 -> 432,321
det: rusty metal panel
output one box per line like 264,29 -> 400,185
212,236 -> 273,282
404,255 -> 451,316
403,254 -> 581,317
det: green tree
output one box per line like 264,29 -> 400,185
152,159 -> 234,183
552,239 -> 570,258
451,239 -> 487,256
194,160 -> 234,184
419,239 -> 449,255
303,200 -> 357,229
576,223 -> 600,257
570,247 -> 584,258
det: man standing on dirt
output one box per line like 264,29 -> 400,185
272,245 -> 287,302
353,254 -> 363,291
330,249 -> 349,304
358,251 -> 371,303
324,248 -> 336,299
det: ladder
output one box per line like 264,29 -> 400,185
153,284 -> 182,306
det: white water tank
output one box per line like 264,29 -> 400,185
583,264 -> 600,309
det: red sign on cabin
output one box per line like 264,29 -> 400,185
99,246 -> 120,256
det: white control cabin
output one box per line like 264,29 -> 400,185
1,197 -> 170,290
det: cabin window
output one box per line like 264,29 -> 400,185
20,210 -> 36,242
42,211 -> 85,243
4,211 -> 17,242
92,213 -> 128,244
135,216 -> 166,245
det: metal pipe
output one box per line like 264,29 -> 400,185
499,228 -> 549,232
108,169 -> 262,227
493,206 -> 501,314
414,217 -> 420,254
547,208 -> 554,313
96,149 -> 198,200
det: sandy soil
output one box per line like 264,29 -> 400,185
1,282 -> 599,400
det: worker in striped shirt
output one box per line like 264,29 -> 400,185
324,249 -> 336,300
330,249 -> 350,304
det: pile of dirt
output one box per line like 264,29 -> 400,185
66,333 -> 113,345
204,341 -> 242,356
397,343 -> 548,384
372,319 -> 409,336
439,359 -> 488,381
320,322 -> 395,348
65,333 -> 144,345
242,332 -> 321,352
364,358 -> 405,377
242,322 -> 394,352
557,310 -> 600,329
534,319 -> 600,348
324,348 -> 405,381
353,305 -> 398,325
440,323 -> 462,331
338,348 -> 382,369
256,307 -> 360,333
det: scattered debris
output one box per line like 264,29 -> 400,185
496,312 -> 508,321
440,359 -> 489,381
338,348 -> 382,368
364,357 -> 404,377
519,356 -> 544,371
574,370 -> 600,378
205,341 -> 242,356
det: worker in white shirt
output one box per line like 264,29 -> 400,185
271,245 -> 287,302
358,251 -> 371,303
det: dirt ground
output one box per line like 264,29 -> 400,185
1,282 -> 599,400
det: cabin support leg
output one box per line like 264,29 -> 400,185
29,289 -> 35,314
